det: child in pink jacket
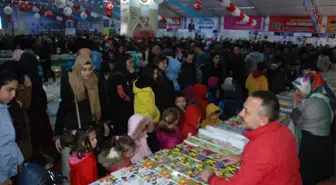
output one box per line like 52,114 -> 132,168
156,108 -> 182,149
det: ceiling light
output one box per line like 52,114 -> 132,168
238,6 -> 255,9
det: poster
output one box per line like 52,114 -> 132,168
158,18 -> 182,29
224,16 -> 264,31
268,17 -> 316,32
121,0 -> 158,39
65,28 -> 76,35
326,16 -> 336,34
184,17 -> 218,31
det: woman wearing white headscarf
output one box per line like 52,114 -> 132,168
291,71 -> 335,185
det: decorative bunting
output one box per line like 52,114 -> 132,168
217,0 -> 256,26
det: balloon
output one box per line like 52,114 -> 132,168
153,0 -> 164,4
55,0 -> 66,8
27,3 -> 33,10
237,12 -> 244,21
250,19 -> 257,26
231,6 -> 241,16
73,4 -> 80,10
67,1 -> 74,7
104,1 -> 113,12
247,17 -> 254,25
32,6 -> 39,12
63,7 -> 72,16
19,1 -> 27,11
34,12 -> 40,19
56,16 -> 63,21
193,2 -> 202,11
80,12 -> 87,19
219,0 -> 230,7
106,12 -> 112,18
242,14 -> 249,23
226,2 -> 236,12
4,6 -> 12,15
46,10 -> 53,17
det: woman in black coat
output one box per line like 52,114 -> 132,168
54,53 -> 110,152
19,52 -> 53,154
107,53 -> 137,135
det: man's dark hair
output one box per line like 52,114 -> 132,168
250,91 -> 280,122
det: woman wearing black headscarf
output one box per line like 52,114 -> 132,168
107,53 -> 137,135
19,52 -> 53,154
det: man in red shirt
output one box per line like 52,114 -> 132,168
199,91 -> 302,185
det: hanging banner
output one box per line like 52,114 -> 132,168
158,18 -> 182,29
120,0 -> 158,39
224,16 -> 263,30
269,17 -> 315,32
326,16 -> 336,34
184,17 -> 218,31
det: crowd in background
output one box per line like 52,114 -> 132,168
0,34 -> 335,185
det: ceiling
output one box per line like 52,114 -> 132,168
316,0 -> 336,16
158,0 -> 336,17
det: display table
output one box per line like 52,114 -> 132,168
91,122 -> 247,185
91,92 -> 294,185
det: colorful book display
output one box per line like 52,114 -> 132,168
91,91 -> 295,185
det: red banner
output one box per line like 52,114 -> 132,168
158,18 -> 182,29
269,17 -> 316,32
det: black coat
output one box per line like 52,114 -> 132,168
178,63 -> 197,90
54,71 -> 107,136
107,71 -> 135,135
155,70 -> 175,112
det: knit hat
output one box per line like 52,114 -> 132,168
208,76 -> 219,88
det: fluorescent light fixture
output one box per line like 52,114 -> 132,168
238,6 -> 255,9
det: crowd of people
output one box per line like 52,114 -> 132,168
0,34 -> 335,185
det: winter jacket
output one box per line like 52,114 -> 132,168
156,126 -> 182,149
181,104 -> 202,140
195,51 -> 211,68
245,71 -> 268,95
0,104 -> 24,184
107,72 -> 134,135
166,58 -> 182,91
54,71 -> 107,136
156,70 -> 175,112
194,84 -> 209,109
208,120 -> 302,185
19,163 -> 49,185
201,103 -> 222,128
178,63 -> 198,90
133,80 -> 160,123
69,152 -> 98,185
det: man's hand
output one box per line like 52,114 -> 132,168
1,179 -> 12,185
198,169 -> 214,182
221,155 -> 242,166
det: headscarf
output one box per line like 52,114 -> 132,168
127,114 -> 153,163
69,54 -> 101,121
293,71 -> 336,111
78,48 -> 92,57
12,49 -> 24,61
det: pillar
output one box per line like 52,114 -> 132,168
120,0 -> 158,39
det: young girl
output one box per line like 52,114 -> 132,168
69,128 -> 98,185
98,135 -> 136,173
128,114 -> 154,163
156,108 -> 182,149
174,92 -> 186,129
